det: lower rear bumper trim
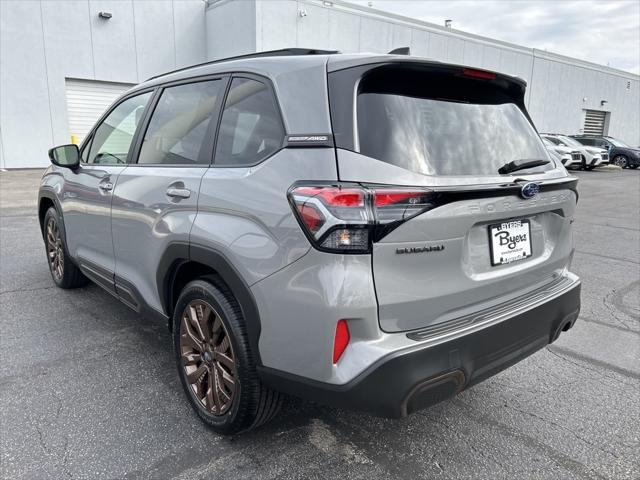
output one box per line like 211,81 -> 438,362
258,279 -> 580,418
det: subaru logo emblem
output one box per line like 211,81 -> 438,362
520,182 -> 539,199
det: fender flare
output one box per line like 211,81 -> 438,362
157,242 -> 263,365
38,188 -> 67,242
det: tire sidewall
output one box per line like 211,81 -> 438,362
172,280 -> 248,433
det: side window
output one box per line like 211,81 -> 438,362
87,92 -> 152,165
138,80 -> 223,165
80,134 -> 92,163
215,78 -> 284,166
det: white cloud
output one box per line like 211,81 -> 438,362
347,0 -> 640,74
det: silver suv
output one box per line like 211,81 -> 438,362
39,49 -> 581,434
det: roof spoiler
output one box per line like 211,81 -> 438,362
388,47 -> 410,55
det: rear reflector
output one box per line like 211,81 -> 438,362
462,68 -> 497,80
333,319 -> 350,364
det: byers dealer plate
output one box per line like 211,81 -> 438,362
489,219 -> 532,266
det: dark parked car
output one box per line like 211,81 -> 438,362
570,135 -> 640,169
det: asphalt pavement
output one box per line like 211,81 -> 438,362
1,167 -> 638,480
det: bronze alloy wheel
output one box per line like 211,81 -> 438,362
46,218 -> 64,280
179,300 -> 237,415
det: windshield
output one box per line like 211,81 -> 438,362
357,94 -> 551,176
608,138 -> 630,147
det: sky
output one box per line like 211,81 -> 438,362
347,0 -> 640,74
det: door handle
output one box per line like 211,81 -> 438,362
166,188 -> 191,199
99,182 -> 113,192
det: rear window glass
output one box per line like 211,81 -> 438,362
355,68 -> 552,176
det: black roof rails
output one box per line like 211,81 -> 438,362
145,48 -> 340,81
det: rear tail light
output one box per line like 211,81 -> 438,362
288,183 -> 435,253
461,68 -> 497,80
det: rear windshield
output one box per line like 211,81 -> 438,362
355,67 -> 552,176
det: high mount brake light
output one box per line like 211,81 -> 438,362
288,184 -> 435,253
462,68 -> 497,80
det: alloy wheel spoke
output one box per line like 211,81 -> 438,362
215,363 -> 235,393
181,328 -> 204,352
186,363 -> 208,384
211,313 -> 222,335
213,350 -> 234,370
196,303 -> 212,341
181,352 -> 201,367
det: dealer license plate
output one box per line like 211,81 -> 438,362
489,219 -> 532,266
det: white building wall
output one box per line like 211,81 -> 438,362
0,0 -> 206,169
234,0 -> 639,146
1,0 -> 638,169
206,0 -> 256,60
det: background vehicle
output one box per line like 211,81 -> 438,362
541,133 -> 609,170
570,135 -> 640,169
541,137 -> 582,169
38,50 -> 581,434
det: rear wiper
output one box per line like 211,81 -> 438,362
498,158 -> 550,175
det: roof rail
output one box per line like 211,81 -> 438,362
145,48 -> 340,81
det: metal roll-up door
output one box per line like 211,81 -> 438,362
583,110 -> 607,136
65,79 -> 134,144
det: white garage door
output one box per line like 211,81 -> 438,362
65,79 -> 135,144
583,109 -> 608,136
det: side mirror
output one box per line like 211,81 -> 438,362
48,144 -> 80,169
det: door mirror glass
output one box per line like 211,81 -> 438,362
48,144 -> 80,169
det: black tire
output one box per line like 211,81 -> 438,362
585,165 -> 595,171
43,207 -> 88,289
629,164 -> 638,169
613,155 -> 628,168
173,278 -> 282,434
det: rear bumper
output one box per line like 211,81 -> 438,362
259,278 -> 580,418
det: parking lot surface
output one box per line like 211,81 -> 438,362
1,168 -> 638,480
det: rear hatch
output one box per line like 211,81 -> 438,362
328,59 -> 577,333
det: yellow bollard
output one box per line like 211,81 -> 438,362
70,135 -> 78,145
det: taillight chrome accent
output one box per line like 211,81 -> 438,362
288,183 -> 435,253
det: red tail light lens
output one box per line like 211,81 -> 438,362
462,68 -> 497,80
288,183 -> 434,253
294,186 -> 365,207
332,319 -> 350,364
297,203 -> 325,233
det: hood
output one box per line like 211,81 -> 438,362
553,145 -> 574,154
584,146 -> 606,155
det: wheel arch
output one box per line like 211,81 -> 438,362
38,190 -> 65,240
158,242 -> 263,365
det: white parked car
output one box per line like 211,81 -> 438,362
542,134 -> 609,170
541,138 -> 582,169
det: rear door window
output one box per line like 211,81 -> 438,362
214,77 -> 284,166
137,80 -> 223,165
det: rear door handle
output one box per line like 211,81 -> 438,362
99,182 -> 113,192
166,188 -> 191,199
